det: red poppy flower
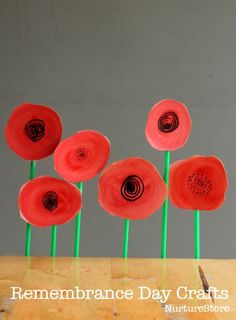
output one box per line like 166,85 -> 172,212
169,156 -> 228,211
5,103 -> 62,160
145,99 -> 192,151
98,157 -> 167,220
54,130 -> 110,182
18,176 -> 82,227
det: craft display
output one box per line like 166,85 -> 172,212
145,99 -> 192,151
169,155 -> 228,258
5,103 -> 62,256
19,176 -> 82,227
54,130 -> 110,257
98,157 -> 167,257
145,99 -> 192,258
54,130 -> 110,182
5,99 -> 228,259
5,103 -> 62,160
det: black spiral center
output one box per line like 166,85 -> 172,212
41,191 -> 58,212
187,173 -> 212,196
158,112 -> 179,133
121,175 -> 144,201
25,119 -> 45,142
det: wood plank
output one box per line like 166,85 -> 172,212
111,258 -> 166,319
0,257 -> 235,319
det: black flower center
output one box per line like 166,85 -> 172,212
25,119 -> 45,142
41,191 -> 58,212
121,175 -> 144,201
187,173 -> 212,196
158,112 -> 179,133
75,148 -> 86,159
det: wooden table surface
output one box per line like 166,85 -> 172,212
0,257 -> 235,319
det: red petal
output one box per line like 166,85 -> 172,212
54,130 -> 110,182
98,157 -> 167,220
18,176 -> 82,227
5,103 -> 62,160
169,156 -> 228,211
145,99 -> 192,151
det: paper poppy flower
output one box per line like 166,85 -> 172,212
145,99 -> 192,151
98,157 -> 167,220
54,130 -> 110,182
5,103 -> 62,160
169,156 -> 228,211
18,176 -> 82,227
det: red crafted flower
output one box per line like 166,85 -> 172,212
5,103 -> 62,160
98,157 -> 167,220
169,156 -> 228,211
19,176 -> 82,227
54,130 -> 110,182
145,99 -> 192,151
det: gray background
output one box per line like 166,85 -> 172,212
0,0 -> 235,258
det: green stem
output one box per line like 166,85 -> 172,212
29,160 -> 36,179
74,182 -> 83,257
25,224 -> 31,257
25,160 -> 36,256
51,225 -> 57,257
194,210 -> 200,259
122,219 -> 130,258
160,151 -> 171,258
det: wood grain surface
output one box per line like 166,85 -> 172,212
0,257 -> 235,319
